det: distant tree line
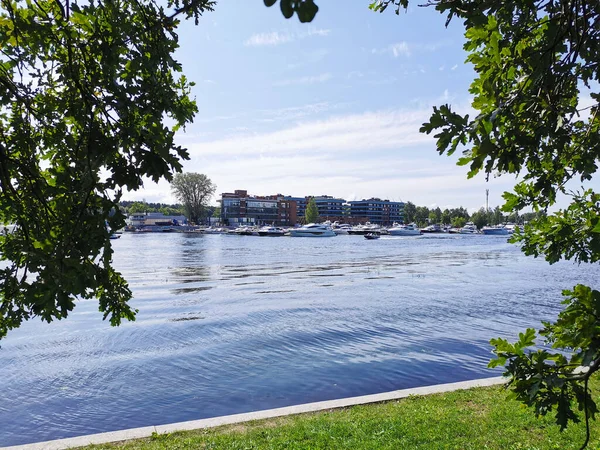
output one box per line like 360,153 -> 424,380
402,201 -> 547,229
119,201 -> 219,222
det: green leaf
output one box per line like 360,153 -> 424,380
297,1 -> 318,23
280,0 -> 294,19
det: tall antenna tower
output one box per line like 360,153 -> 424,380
486,189 -> 489,212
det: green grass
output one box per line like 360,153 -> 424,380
84,381 -> 600,450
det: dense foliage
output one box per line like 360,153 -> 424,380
0,0 -> 215,339
170,172 -> 216,224
305,197 -> 319,223
122,202 -> 184,217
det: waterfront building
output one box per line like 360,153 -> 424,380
347,198 -> 404,225
223,190 -> 403,226
127,212 -> 187,228
283,195 -> 346,223
220,190 -> 297,226
313,195 -> 345,217
283,196 -> 307,219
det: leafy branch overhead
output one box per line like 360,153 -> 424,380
263,0 -> 319,23
0,0 -> 215,339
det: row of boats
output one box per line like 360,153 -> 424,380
196,222 -> 519,238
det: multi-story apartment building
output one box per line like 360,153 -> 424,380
220,190 -> 297,226
313,195 -> 345,218
283,195 -> 346,223
222,190 -> 403,226
283,196 -> 307,219
348,198 -> 404,225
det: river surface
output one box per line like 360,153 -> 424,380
1,233 -> 599,446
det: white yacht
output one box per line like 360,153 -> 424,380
332,223 -> 352,235
459,222 -> 479,234
348,222 -> 381,235
257,226 -> 285,237
232,226 -> 257,236
387,223 -> 421,236
481,225 -> 510,235
289,223 -> 336,237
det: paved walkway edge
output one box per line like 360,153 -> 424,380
3,376 -> 506,450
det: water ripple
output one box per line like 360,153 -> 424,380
1,233 -> 598,445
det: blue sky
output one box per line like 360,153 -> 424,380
123,1 -> 529,211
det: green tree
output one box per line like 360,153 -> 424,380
450,207 -> 470,221
470,208 -> 489,230
414,206 -> 430,227
492,206 -> 504,226
159,206 -> 183,216
305,197 -> 319,224
0,0 -> 215,339
212,207 -> 221,218
451,217 -> 466,229
128,202 -> 151,214
171,173 -> 216,225
441,208 -> 451,225
402,201 -> 416,223
428,207 -> 442,224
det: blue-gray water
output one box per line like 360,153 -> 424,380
1,233 -> 598,446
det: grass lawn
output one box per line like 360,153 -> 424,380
84,380 -> 600,450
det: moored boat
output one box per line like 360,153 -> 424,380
420,224 -> 444,233
290,223 -> 336,237
388,223 -> 421,236
232,226 -> 257,236
348,222 -> 380,235
459,222 -> 479,234
257,226 -> 285,237
481,225 -> 510,235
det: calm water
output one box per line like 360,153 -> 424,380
1,233 -> 598,446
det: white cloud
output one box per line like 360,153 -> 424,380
372,40 -> 451,58
274,73 -> 332,87
123,96 -> 519,209
244,28 -> 331,47
306,28 -> 331,37
451,64 -> 458,71
185,106 -> 434,158
372,41 -> 411,57
256,101 -> 339,122
244,31 -> 292,47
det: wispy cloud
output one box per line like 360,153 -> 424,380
244,31 -> 292,47
256,101 -> 342,122
372,40 -> 451,58
372,41 -> 411,57
273,73 -> 332,87
186,106 -> 436,158
244,28 -> 331,47
128,99 -> 516,208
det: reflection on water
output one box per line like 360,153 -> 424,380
0,233 -> 598,445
